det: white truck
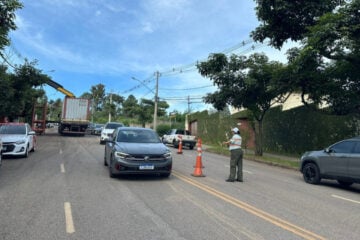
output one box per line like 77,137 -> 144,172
162,129 -> 197,150
58,97 -> 90,136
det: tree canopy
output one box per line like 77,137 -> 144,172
252,0 -> 359,115
197,53 -> 288,155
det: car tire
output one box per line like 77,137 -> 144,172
23,146 -> 29,158
0,152 -> 2,167
189,145 -> 194,150
337,180 -> 353,187
104,151 -> 108,166
109,159 -> 115,178
173,140 -> 178,148
302,162 -> 321,184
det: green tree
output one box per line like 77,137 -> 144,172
90,84 -> 106,111
0,0 -> 23,58
197,53 -> 288,155
123,95 -> 139,118
252,0 -> 359,115
251,0 -> 342,49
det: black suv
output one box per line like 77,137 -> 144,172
300,137 -> 360,186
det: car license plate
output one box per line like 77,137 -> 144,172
139,164 -> 154,170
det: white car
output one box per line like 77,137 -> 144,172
100,122 -> 124,144
0,123 -> 36,158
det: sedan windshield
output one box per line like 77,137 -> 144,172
117,129 -> 161,143
0,125 -> 26,134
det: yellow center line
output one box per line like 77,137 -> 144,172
173,171 -> 326,240
64,202 -> 75,234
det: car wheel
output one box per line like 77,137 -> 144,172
0,152 -> 2,166
104,151 -> 108,166
302,163 -> 320,184
109,159 -> 115,178
337,180 -> 353,187
23,146 -> 29,158
189,145 -> 194,150
173,140 -> 178,148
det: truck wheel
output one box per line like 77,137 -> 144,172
189,145 -> 194,150
172,140 -> 178,148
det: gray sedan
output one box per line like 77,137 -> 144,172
104,127 -> 172,178
300,137 -> 360,186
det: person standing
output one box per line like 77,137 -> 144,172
223,127 -> 243,182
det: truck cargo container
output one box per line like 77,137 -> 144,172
58,97 -> 90,136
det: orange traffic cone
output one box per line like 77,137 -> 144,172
177,136 -> 183,154
192,138 -> 205,177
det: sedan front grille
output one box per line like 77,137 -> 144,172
127,154 -> 165,161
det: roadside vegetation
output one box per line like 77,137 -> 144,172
204,144 -> 300,170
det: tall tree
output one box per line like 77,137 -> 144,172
197,53 -> 288,155
90,84 -> 106,111
252,0 -> 359,115
251,0 -> 342,49
122,95 -> 139,118
0,0 -> 23,58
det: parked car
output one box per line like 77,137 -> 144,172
162,129 -> 197,149
100,122 -> 124,144
300,137 -> 360,186
104,127 -> 172,178
92,124 -> 104,135
0,123 -> 36,158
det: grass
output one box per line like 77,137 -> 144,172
204,144 -> 300,170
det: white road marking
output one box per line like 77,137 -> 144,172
64,202 -> 75,234
60,163 -> 65,173
332,194 -> 360,204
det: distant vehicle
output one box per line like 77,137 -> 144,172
58,97 -> 91,136
300,137 -> 360,186
162,129 -> 197,150
0,123 -> 36,158
92,124 -> 104,135
104,127 -> 172,178
100,122 -> 124,144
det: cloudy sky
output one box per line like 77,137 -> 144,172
8,0 -> 292,113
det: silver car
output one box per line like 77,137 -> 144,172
104,127 -> 172,178
300,137 -> 360,186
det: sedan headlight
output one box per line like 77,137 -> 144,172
163,150 -> 172,159
15,139 -> 26,145
115,151 -> 130,159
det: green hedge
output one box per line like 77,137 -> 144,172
262,106 -> 360,154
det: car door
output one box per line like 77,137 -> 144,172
348,141 -> 360,179
321,140 -> 354,177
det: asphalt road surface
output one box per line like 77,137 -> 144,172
0,128 -> 359,240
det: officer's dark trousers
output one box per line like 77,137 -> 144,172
229,148 -> 243,181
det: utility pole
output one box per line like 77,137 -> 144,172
108,92 -> 112,122
153,71 -> 159,130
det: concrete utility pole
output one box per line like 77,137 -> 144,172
108,92 -> 112,122
153,71 -> 159,130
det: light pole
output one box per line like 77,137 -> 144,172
131,74 -> 159,130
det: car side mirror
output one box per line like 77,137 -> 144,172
324,148 -> 332,153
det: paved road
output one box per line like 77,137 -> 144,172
0,129 -> 359,240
